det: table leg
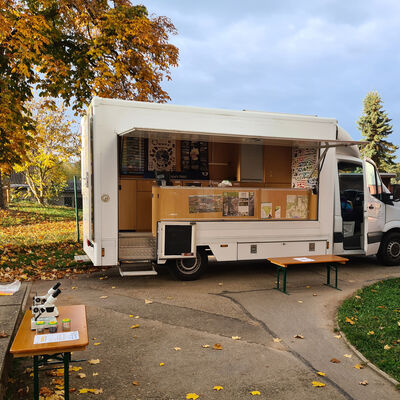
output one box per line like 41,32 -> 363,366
33,355 -> 39,400
325,263 -> 341,290
276,267 -> 280,290
64,352 -> 71,400
326,263 -> 331,286
282,268 -> 287,294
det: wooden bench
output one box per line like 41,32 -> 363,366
267,254 -> 349,294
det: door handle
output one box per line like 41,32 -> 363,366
368,205 -> 374,209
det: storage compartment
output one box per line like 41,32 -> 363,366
158,222 -> 196,259
237,240 -> 327,260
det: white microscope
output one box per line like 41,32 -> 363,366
30,282 -> 61,330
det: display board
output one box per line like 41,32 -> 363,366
181,141 -> 209,179
120,137 -> 145,175
291,147 -> 318,188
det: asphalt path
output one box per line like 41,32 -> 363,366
26,257 -> 400,399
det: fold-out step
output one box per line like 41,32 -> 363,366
118,261 -> 158,277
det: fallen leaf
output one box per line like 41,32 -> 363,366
202,344 -> 210,348
39,387 -> 53,396
111,286 -> 116,289
344,354 -> 352,358
313,293 -> 318,297
93,342 -> 101,346
397,321 -> 400,327
145,299 -> 153,304
186,393 -> 199,399
384,344 -> 391,350
273,338 -> 282,343
218,282 -> 223,286
231,336 -> 241,340
99,295 -> 108,299
354,364 -> 364,369
55,384 -> 64,390
93,373 -> 99,376
213,343 -> 223,350
306,285 -> 310,288
312,381 -> 326,387
213,386 -> 223,391
294,334 -> 304,339
174,347 -> 182,351
317,371 -> 326,376
345,317 -> 355,325
70,366 -> 82,372
330,358 -> 341,363
371,289 -> 377,292
88,359 -> 100,365
0,331 -> 9,338
250,390 -> 261,395
159,362 -> 165,366
129,315 -> 134,317
360,380 -> 368,386
297,300 -> 303,303
79,388 -> 103,394
355,295 -> 361,299
166,296 -> 173,299
334,335 -> 341,339
377,305 -> 386,309
78,373 -> 86,379
130,324 -> 140,329
71,287 -> 77,290
132,381 -> 139,386
134,316 -> 140,319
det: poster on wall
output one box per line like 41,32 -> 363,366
120,137 -> 145,174
188,195 -> 222,213
223,192 -> 254,216
148,139 -> 176,171
291,147 -> 318,188
261,202 -> 273,219
286,195 -> 309,219
181,141 -> 209,178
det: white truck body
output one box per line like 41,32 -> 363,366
81,97 -> 400,278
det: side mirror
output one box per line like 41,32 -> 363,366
381,192 -> 394,204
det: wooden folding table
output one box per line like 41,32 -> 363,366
10,305 -> 88,400
267,254 -> 349,294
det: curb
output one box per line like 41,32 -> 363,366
338,328 -> 400,387
0,282 -> 31,400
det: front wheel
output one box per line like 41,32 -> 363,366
377,232 -> 400,266
168,250 -> 208,281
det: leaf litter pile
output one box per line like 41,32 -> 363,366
0,203 -> 102,281
338,278 -> 400,382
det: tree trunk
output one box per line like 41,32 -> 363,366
0,171 -> 5,209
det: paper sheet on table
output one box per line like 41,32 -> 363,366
293,257 -> 315,262
0,280 -> 21,295
34,331 -> 79,344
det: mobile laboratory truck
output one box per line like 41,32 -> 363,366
81,97 -> 400,279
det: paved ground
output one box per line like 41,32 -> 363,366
11,257 -> 400,399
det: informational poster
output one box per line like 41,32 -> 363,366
34,331 -> 79,344
275,205 -> 281,219
286,195 -> 309,219
223,192 -> 254,216
291,148 -> 318,188
188,195 -> 222,213
148,139 -> 176,171
261,202 -> 273,219
181,141 -> 209,178
120,137 -> 145,174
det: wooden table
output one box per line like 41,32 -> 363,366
10,305 -> 88,400
267,254 -> 349,294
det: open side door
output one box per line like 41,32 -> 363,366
362,159 -> 385,256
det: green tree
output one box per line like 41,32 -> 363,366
357,91 -> 397,171
0,0 -> 179,208
13,100 -> 79,206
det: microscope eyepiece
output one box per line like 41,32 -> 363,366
52,288 -> 61,298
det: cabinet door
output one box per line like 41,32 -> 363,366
119,180 -> 137,230
137,191 -> 152,231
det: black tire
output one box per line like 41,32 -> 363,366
168,250 -> 208,281
377,232 -> 400,266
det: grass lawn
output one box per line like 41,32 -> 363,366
338,278 -> 400,383
0,202 -> 95,281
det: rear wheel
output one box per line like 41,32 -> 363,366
377,232 -> 400,266
168,250 -> 208,281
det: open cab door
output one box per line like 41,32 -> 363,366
362,158 -> 385,256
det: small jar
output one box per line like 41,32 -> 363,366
62,318 -> 71,332
48,321 -> 58,333
36,321 -> 45,334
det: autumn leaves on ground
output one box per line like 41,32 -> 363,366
0,202 -> 95,281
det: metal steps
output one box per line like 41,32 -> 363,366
118,232 -> 157,277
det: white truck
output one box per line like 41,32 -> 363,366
81,97 -> 400,279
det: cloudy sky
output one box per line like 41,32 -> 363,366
142,0 -> 400,154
